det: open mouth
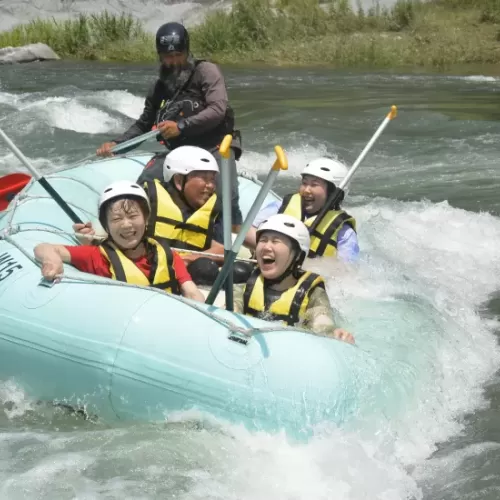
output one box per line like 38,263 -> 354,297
261,256 -> 275,265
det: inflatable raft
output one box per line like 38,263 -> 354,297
0,153 -> 359,440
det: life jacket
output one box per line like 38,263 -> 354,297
99,238 -> 180,294
243,269 -> 325,326
279,193 -> 356,258
152,59 -> 238,155
145,179 -> 218,251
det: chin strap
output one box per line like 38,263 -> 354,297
172,177 -> 198,211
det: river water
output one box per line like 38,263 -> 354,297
0,61 -> 499,499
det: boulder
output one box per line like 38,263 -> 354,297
0,43 -> 60,65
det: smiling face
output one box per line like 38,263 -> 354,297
299,174 -> 329,215
256,230 -> 297,280
105,198 -> 147,250
174,171 -> 217,209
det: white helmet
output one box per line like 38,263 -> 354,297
98,181 -> 150,227
302,157 -> 349,189
256,214 -> 310,256
163,145 -> 219,182
99,181 -> 150,210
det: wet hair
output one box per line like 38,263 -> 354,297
99,196 -> 149,230
97,196 -> 152,255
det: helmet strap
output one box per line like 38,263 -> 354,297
172,175 -> 196,210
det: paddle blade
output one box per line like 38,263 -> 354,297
0,173 -> 31,211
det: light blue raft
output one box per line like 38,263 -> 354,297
0,153 -> 358,440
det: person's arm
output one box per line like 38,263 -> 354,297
180,217 -> 226,265
95,82 -> 161,156
72,222 -> 99,246
180,62 -> 228,137
180,280 -> 205,302
252,200 -> 281,228
34,243 -> 72,280
336,225 -> 360,263
171,251 -> 205,302
179,241 -> 225,265
302,287 -> 355,344
231,284 -> 245,313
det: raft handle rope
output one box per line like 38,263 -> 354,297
0,149 -> 322,342
0,195 -> 314,342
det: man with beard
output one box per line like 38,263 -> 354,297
96,22 -> 244,231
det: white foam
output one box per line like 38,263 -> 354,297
459,75 -> 499,83
30,97 -> 124,134
0,91 -> 23,107
0,90 -> 144,134
238,143 -> 339,179
0,152 -> 56,176
86,90 -> 144,120
321,197 -> 500,461
241,147 -> 500,472
0,380 -> 36,419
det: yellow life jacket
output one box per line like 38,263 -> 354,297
145,179 -> 218,251
243,269 -> 325,326
99,237 -> 180,294
279,193 -> 356,258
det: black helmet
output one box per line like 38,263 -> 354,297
155,22 -> 190,54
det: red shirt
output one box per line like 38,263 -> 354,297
65,245 -> 192,286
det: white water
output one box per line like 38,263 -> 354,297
1,74 -> 500,499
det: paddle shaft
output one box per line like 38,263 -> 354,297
219,135 -> 234,311
0,128 -> 83,224
38,177 -> 83,223
307,105 -> 397,236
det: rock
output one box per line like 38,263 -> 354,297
0,43 -> 60,65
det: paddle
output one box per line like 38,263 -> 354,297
219,134 -> 235,311
0,128 -> 83,224
71,78 -> 194,168
307,105 -> 398,239
74,129 -> 162,167
205,145 -> 288,306
0,173 -> 31,211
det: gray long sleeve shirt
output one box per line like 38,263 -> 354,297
113,61 -> 233,149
